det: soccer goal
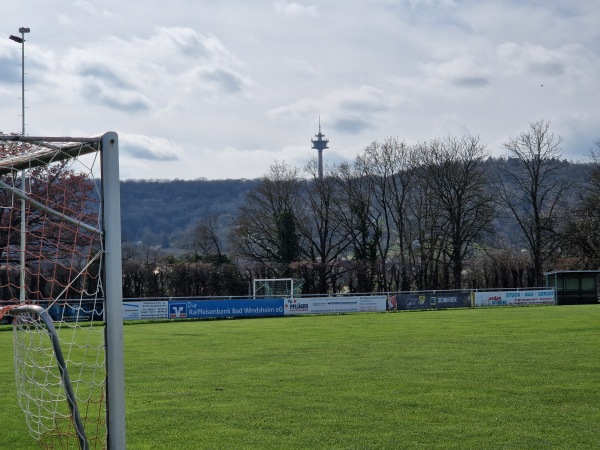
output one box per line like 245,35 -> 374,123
0,133 -> 125,449
253,278 -> 304,299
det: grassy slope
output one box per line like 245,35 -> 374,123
1,305 -> 599,449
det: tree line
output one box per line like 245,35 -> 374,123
121,120 -> 600,298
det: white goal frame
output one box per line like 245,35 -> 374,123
252,278 -> 303,299
0,132 -> 125,449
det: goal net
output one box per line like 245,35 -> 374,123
253,278 -> 304,298
0,133 -> 124,449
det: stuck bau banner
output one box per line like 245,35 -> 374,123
168,299 -> 285,319
474,289 -> 555,306
388,292 -> 472,310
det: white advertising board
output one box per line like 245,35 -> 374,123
474,290 -> 555,306
284,295 -> 387,315
123,301 -> 169,320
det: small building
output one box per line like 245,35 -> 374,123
544,270 -> 600,305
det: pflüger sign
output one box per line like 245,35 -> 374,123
284,296 -> 387,315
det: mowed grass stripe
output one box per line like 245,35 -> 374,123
1,305 -> 598,449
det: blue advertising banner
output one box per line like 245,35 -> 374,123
389,292 -> 472,310
168,299 -> 285,319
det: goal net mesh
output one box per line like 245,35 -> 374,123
253,278 -> 304,298
0,135 -> 107,449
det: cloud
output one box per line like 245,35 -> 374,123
268,85 -> 388,135
49,27 -> 255,112
121,134 -> 184,161
274,2 -> 320,17
404,0 -> 457,8
78,64 -> 137,90
198,68 -> 250,94
496,42 -> 567,77
153,26 -> 215,60
335,86 -> 388,113
0,0 -> 598,181
0,47 -> 20,84
418,52 -> 491,92
284,58 -> 319,77
553,114 -> 600,160
453,77 -> 489,88
73,0 -> 114,18
431,113 -> 472,138
330,118 -> 371,135
83,83 -> 153,112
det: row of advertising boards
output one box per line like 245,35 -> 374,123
122,289 -> 555,321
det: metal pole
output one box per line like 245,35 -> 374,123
101,132 -> 126,449
20,28 -> 26,136
15,27 -> 30,304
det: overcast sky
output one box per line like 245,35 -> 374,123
1,1 -> 599,180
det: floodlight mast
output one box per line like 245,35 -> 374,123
9,27 -> 30,304
9,27 -> 29,135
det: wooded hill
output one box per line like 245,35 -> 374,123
120,158 -> 591,250
120,178 -> 261,247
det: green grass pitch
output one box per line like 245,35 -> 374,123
1,305 -> 599,449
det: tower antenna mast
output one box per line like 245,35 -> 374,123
311,116 -> 329,179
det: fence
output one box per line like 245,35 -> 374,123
3,288 -> 563,324
117,288 -> 558,321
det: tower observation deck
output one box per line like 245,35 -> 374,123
311,118 -> 329,179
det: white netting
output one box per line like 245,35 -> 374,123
0,136 -> 107,449
253,278 -> 304,298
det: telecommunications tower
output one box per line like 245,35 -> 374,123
311,117 -> 329,179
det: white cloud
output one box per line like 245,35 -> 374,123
268,85 -> 388,132
274,2 -> 320,17
73,0 -> 114,18
121,133 -> 184,161
0,0 -> 598,178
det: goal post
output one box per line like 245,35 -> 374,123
0,132 -> 125,449
101,133 -> 126,450
253,278 -> 304,299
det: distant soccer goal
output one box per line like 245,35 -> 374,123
253,278 -> 304,299
0,133 -> 124,449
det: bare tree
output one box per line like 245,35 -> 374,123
229,161 -> 306,276
561,139 -> 600,266
189,213 -> 228,262
336,162 -> 382,293
418,136 -> 496,289
300,159 -> 351,293
358,137 -> 417,291
120,243 -> 165,298
498,120 -> 570,286
405,163 -> 449,290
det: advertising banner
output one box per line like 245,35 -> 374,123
474,289 -> 555,306
168,299 -> 285,319
284,295 -> 387,315
389,292 -> 472,310
123,301 -> 169,320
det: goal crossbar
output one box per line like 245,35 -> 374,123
0,135 -> 101,175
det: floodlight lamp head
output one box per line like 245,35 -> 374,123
19,27 -> 30,34
9,35 -> 23,43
